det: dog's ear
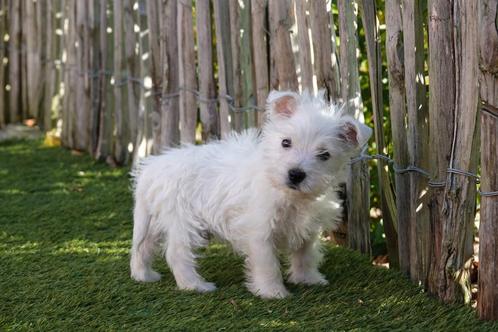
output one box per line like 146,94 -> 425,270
267,91 -> 299,118
336,117 -> 372,148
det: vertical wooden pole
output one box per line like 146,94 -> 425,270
0,0 -> 7,127
124,0 -> 140,154
337,0 -> 370,256
62,0 -> 77,148
177,0 -> 197,143
43,0 -> 56,131
8,0 -> 22,123
113,0 -> 128,162
159,0 -> 180,148
251,0 -> 269,127
294,0 -> 313,92
134,0 -> 153,161
213,0 -> 233,137
96,0 -> 113,160
196,0 -> 218,140
269,0 -> 298,91
240,0 -> 256,128
89,0 -> 101,156
385,0 -> 411,275
25,0 -> 42,120
360,0 -> 399,268
146,0 -> 162,152
478,0 -> 498,319
75,0 -> 91,151
309,0 -> 340,100
401,0 -> 430,285
229,0 -> 243,132
429,0 -> 479,303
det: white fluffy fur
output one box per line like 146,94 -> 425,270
130,90 -> 372,298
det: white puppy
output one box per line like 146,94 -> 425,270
130,90 -> 372,299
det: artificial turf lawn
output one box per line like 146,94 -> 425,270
0,139 -> 496,331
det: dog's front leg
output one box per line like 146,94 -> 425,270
245,239 -> 289,299
288,237 -> 328,285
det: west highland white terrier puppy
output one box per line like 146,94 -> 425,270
130,90 -> 372,299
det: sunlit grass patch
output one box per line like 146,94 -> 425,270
1,140 -> 497,331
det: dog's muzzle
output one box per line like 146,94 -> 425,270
287,168 -> 306,189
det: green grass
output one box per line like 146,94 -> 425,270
0,139 -> 496,331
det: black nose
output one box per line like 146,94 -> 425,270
288,168 -> 306,185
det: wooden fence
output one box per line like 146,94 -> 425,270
0,0 -> 497,320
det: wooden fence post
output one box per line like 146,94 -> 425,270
229,0 -> 243,132
8,0 -> 22,123
62,0 -> 77,148
401,0 -> 430,285
89,0 -> 101,156
196,0 -> 217,140
177,0 -> 197,144
113,0 -> 128,162
251,0 -> 269,127
75,0 -> 91,151
25,0 -> 43,120
478,0 -> 498,320
309,0 -> 340,100
428,0 -> 479,303
43,0 -> 56,131
0,0 -> 7,127
240,0 -> 256,128
159,0 -> 180,148
294,0 -> 313,92
385,0 -> 411,275
146,0 -> 162,153
337,0 -> 370,255
124,0 -> 140,153
96,0 -> 113,160
269,0 -> 298,91
213,0 -> 233,137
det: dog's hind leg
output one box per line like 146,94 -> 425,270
165,224 -> 216,292
130,198 -> 161,282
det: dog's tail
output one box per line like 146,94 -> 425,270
130,198 -> 161,282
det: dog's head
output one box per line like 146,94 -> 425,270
261,90 -> 372,197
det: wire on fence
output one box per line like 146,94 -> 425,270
350,146 -> 498,197
61,65 -> 266,113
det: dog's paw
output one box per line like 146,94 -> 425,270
288,271 -> 329,286
178,281 -> 217,293
249,283 -> 290,299
131,269 -> 162,283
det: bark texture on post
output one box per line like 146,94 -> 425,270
429,0 -> 479,304
401,0 -> 430,285
196,0 -> 218,140
9,0 -> 22,123
213,0 -> 233,137
146,0 -> 162,153
177,0 -> 197,144
113,0 -> 128,162
124,0 -> 139,153
385,0 -> 411,275
309,0 -> 340,100
0,0 -> 7,127
25,0 -> 43,119
294,0 -> 313,92
96,0 -> 113,160
478,0 -> 498,320
337,0 -> 370,255
269,0 -> 298,91
251,0 -> 269,127
229,0 -> 243,132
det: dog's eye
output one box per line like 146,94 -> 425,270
317,151 -> 330,161
281,138 -> 292,148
